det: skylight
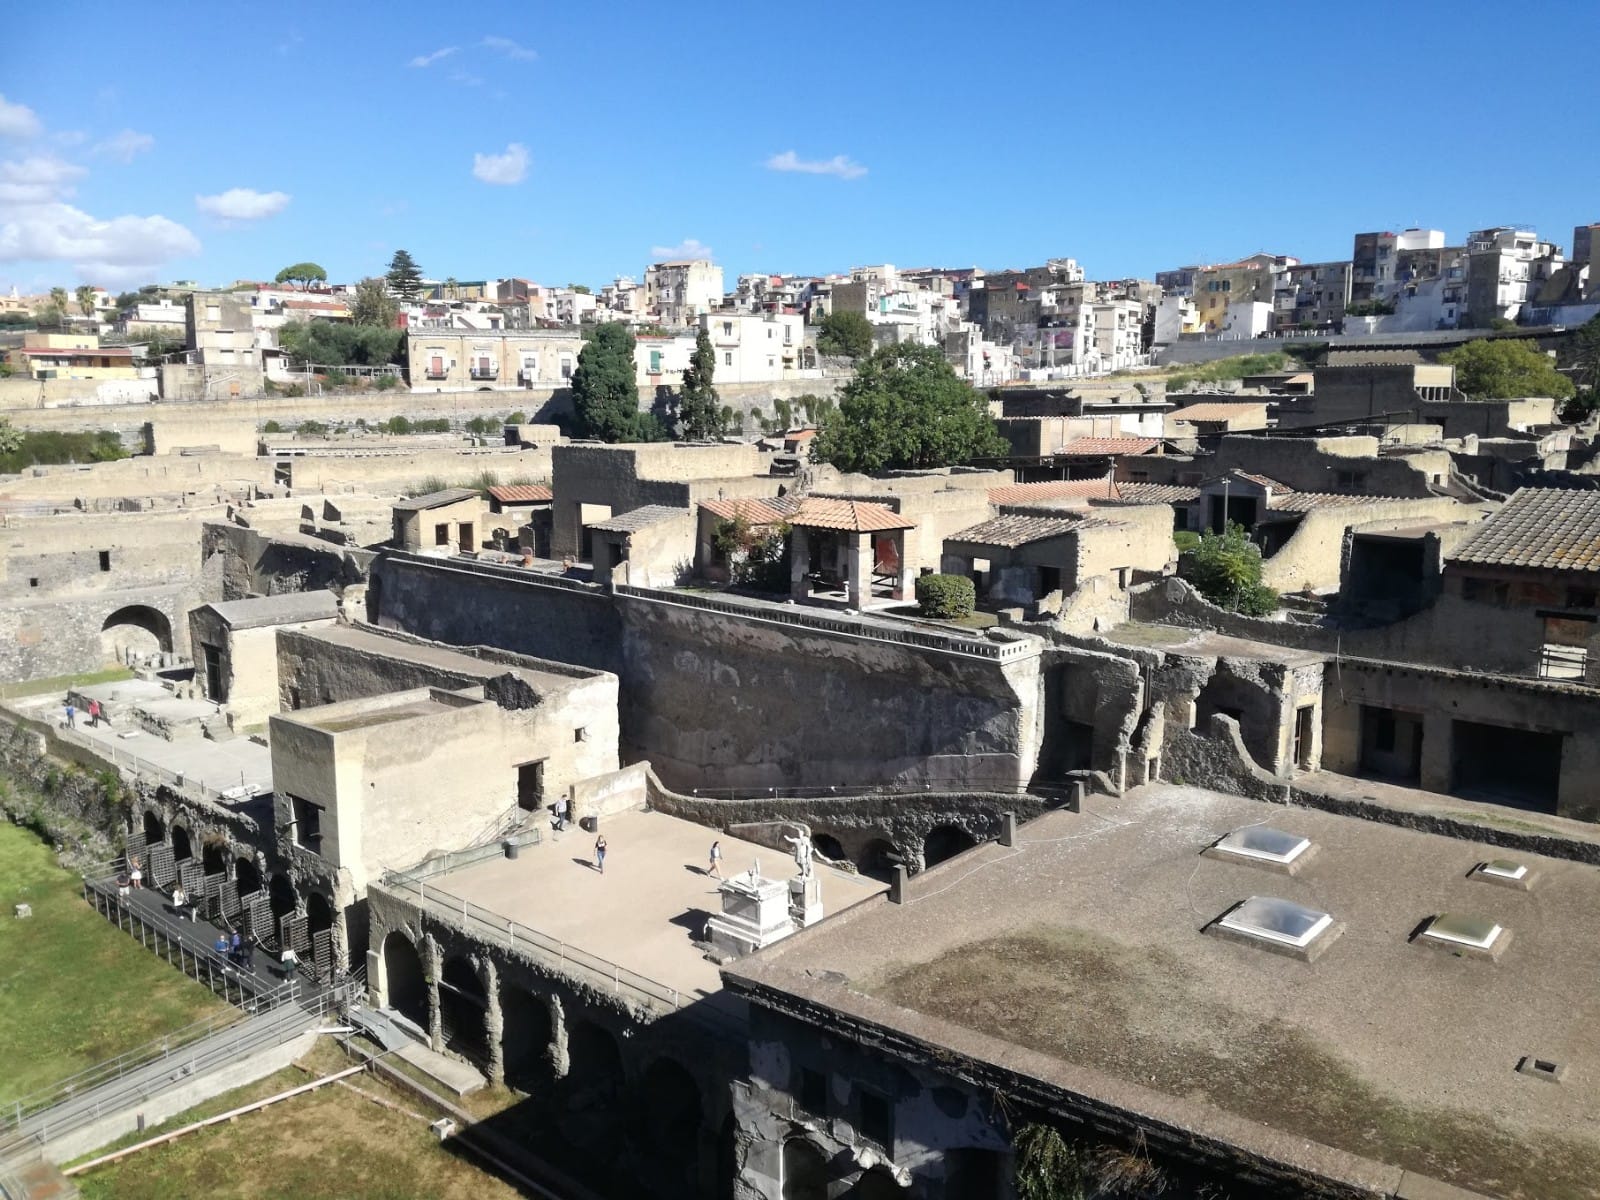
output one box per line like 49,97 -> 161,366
1472,859 -> 1532,890
1216,895 -> 1334,953
1212,826 -> 1311,867
1419,913 -> 1504,955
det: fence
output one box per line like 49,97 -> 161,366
672,777 -> 1087,804
377,870 -> 731,1033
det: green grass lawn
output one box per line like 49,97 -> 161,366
73,1042 -> 523,1200
0,821 -> 224,1103
0,666 -> 133,701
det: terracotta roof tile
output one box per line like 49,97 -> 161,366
698,495 -> 802,524
487,484 -> 552,503
1167,402 -> 1269,423
947,514 -> 1081,548
1450,489 -> 1600,572
1057,437 -> 1161,457
789,497 -> 915,533
1114,482 -> 1199,504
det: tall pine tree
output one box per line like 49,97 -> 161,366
571,323 -> 644,442
679,327 -> 723,440
386,249 -> 424,302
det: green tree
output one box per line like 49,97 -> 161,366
444,276 -> 459,301
279,320 -> 403,367
350,277 -> 398,328
49,286 -> 68,314
1565,314 -> 1600,393
274,262 -> 327,290
811,342 -> 1008,473
566,283 -> 591,294
678,327 -> 722,440
1178,523 -> 1278,615
815,310 -> 874,360
75,285 -> 97,318
0,419 -> 21,457
1439,337 -> 1574,400
386,249 -> 424,302
571,322 -> 646,442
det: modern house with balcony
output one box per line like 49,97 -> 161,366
696,311 -> 805,383
405,329 -> 585,392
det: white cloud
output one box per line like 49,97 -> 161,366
408,46 -> 458,68
0,203 -> 199,286
0,156 -> 87,205
94,130 -> 155,164
764,150 -> 868,180
472,142 -> 529,186
0,95 -> 40,140
194,187 -> 291,221
482,35 -> 537,61
650,238 -> 713,261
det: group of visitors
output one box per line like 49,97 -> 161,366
214,928 -> 255,971
61,699 -> 105,729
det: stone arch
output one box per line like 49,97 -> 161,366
438,955 -> 490,1064
858,837 -> 900,881
235,854 -> 262,897
923,824 -> 978,870
268,873 -> 298,921
811,832 -> 846,863
170,824 -> 193,862
499,985 -> 555,1094
201,840 -> 228,876
782,1137 -> 830,1200
639,1056 -> 703,1160
141,810 -> 165,846
99,605 -> 172,666
566,1020 -> 624,1101
381,931 -> 428,1028
305,891 -> 335,935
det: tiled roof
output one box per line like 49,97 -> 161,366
487,484 -> 552,503
1267,491 -> 1403,513
1201,471 -> 1293,492
1115,482 -> 1200,504
393,487 -> 481,511
789,497 -> 915,533
699,495 -> 802,524
1450,489 -> 1600,572
1057,437 -> 1161,457
1167,402 -> 1269,423
987,478 -> 1119,505
588,504 -> 690,533
947,514 -> 1080,548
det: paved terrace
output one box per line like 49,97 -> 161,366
411,808 -> 886,1012
727,784 -> 1600,1198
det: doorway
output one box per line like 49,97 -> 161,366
202,644 -> 225,702
1293,705 -> 1316,771
517,760 -> 546,812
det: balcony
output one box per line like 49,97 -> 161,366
469,367 -> 499,381
426,369 -> 448,380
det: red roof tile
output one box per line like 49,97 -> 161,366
790,497 -> 915,533
487,484 -> 552,503
699,495 -> 802,524
987,478 -> 1119,505
1058,437 -> 1161,457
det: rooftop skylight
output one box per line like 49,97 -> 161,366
1472,859 -> 1533,890
1419,913 -> 1504,955
1206,826 -> 1315,874
1212,895 -> 1337,959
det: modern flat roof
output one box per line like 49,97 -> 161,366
726,785 -> 1600,1197
422,808 -> 886,1013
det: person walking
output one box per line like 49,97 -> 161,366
280,946 -> 300,989
594,834 -> 608,875
230,930 -> 243,965
64,702 -> 76,729
241,937 -> 255,972
172,883 -> 187,919
214,932 -> 230,959
708,840 -> 723,879
87,699 -> 100,728
129,856 -> 142,890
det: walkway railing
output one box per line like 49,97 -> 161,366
377,871 -> 731,1032
675,778 -> 1085,804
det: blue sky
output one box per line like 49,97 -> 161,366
3,0 -> 1597,293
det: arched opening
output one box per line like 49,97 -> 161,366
201,841 -> 228,877
945,1148 -> 1005,1200
811,833 -> 846,863
99,605 -> 172,667
567,1020 -> 624,1105
847,1167 -> 901,1199
499,986 -> 554,1094
438,956 -> 489,1064
923,825 -> 978,870
782,1137 -> 829,1200
170,825 -> 193,862
382,931 -> 428,1028
717,1113 -> 738,1200
268,873 -> 298,921
638,1057 -> 703,1187
305,891 -> 334,935
142,810 -> 165,846
235,855 -> 262,898
858,838 -> 900,881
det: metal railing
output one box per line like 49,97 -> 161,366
1537,644 -> 1588,682
674,778 -> 1084,803
377,871 -> 730,1030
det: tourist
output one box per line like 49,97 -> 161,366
116,872 -> 130,899
129,856 -> 142,889
230,930 -> 243,964
241,937 -> 255,971
594,834 -> 607,874
554,795 -> 570,832
87,699 -> 102,727
172,884 -> 188,919
64,702 -> 75,729
708,840 -> 723,879
280,946 -> 299,987
214,932 -> 229,958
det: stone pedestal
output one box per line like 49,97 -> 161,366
789,874 -> 823,927
707,865 -> 796,958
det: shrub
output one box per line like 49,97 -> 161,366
916,573 -> 976,619
507,410 -> 527,424
374,374 -> 398,391
262,420 -> 283,434
1178,522 -> 1279,615
297,419 -> 328,438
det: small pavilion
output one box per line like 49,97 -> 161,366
787,497 -> 917,610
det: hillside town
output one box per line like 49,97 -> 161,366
5,8 -> 1600,1198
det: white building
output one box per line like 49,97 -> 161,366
1153,294 -> 1199,343
644,260 -> 723,328
698,312 -> 805,383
